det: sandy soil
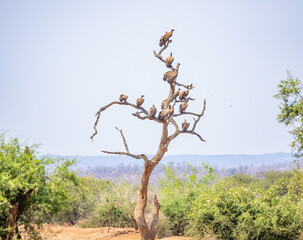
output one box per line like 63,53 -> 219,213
20,225 -> 191,240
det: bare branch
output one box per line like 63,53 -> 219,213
175,82 -> 194,90
166,99 -> 206,144
101,126 -> 149,163
175,97 -> 195,103
172,111 -> 202,118
132,112 -> 163,123
170,118 -> 180,132
90,101 -> 149,140
188,131 -> 206,142
153,41 -> 181,73
172,98 -> 206,119
192,99 -> 206,131
166,131 -> 179,145
129,214 -> 138,230
153,40 -> 172,64
102,151 -> 148,162
150,194 -> 161,239
166,129 -> 206,144
115,127 -> 129,153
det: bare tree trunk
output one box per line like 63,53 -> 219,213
5,189 -> 33,240
134,123 -> 168,240
6,202 -> 19,240
135,162 -> 156,240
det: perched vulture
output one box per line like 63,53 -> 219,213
159,29 -> 174,47
166,69 -> 178,83
182,119 -> 190,131
179,101 -> 188,113
179,90 -> 189,100
136,95 -> 144,107
149,105 -> 157,117
165,52 -> 174,68
160,105 -> 174,121
159,105 -> 169,120
119,94 -> 128,103
172,88 -> 180,101
163,70 -> 174,81
167,106 -> 174,120
161,99 -> 169,109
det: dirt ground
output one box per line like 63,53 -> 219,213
20,225 -> 191,240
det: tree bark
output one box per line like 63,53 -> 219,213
5,189 -> 33,240
6,201 -> 19,240
129,214 -> 138,230
134,122 -> 168,240
135,161 -> 156,240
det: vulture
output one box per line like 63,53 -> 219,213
159,29 -> 174,47
182,119 -> 190,131
179,90 -> 189,100
179,100 -> 188,113
163,70 -> 174,81
159,105 -> 169,120
166,69 -> 178,83
149,105 -> 157,117
167,106 -> 174,120
136,95 -> 144,107
119,94 -> 128,103
165,52 -> 174,68
159,105 -> 174,121
172,88 -> 180,101
161,99 -> 169,109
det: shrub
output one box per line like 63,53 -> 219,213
159,163 -> 217,235
0,133 -> 77,239
78,178 -> 137,228
188,170 -> 303,240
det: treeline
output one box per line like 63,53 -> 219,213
77,160 -> 294,182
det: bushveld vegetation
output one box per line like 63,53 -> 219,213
1,133 -> 303,240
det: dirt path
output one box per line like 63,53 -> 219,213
20,225 -> 191,240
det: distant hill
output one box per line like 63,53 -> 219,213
52,152 -> 293,169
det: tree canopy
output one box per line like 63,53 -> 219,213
0,133 -> 77,239
275,72 -> 303,159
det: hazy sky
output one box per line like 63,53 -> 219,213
1,0 -> 303,156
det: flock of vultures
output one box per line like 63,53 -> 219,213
119,29 -> 191,132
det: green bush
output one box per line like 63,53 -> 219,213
159,163 -> 217,235
0,133 -> 78,239
187,170 -> 303,240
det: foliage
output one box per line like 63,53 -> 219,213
274,72 -> 303,159
159,163 -> 217,235
187,170 -> 303,240
78,178 -> 137,228
0,133 -> 77,239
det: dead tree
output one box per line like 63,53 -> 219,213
90,30 -> 206,240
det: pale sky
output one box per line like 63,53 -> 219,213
1,0 -> 303,156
